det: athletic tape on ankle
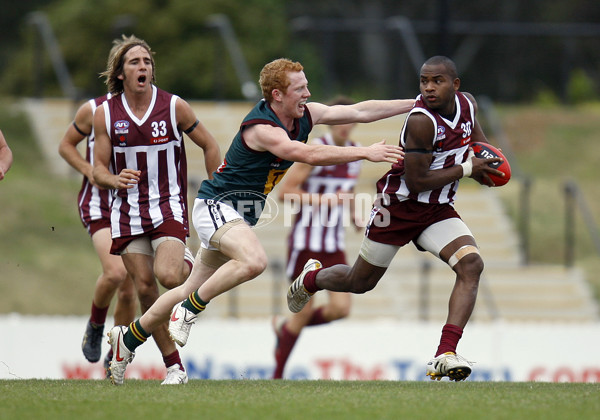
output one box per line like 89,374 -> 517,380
448,245 -> 479,268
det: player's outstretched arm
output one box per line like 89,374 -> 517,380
246,124 -> 403,167
308,99 -> 415,125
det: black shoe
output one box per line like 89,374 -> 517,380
81,320 -> 104,363
103,350 -> 112,379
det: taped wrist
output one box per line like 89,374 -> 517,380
460,148 -> 475,178
460,159 -> 473,178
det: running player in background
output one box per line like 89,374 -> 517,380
93,35 -> 221,385
102,57 -> 414,386
272,95 -> 363,379
287,56 -> 505,381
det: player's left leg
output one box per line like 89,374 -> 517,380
112,247 -> 187,385
418,218 -> 481,381
442,238 -> 483,331
169,223 -> 267,348
272,298 -> 314,379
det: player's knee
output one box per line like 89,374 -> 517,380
135,282 -> 159,308
455,253 -> 484,285
242,250 -> 268,279
117,286 -> 136,305
103,266 -> 128,287
157,272 -> 184,290
464,253 -> 484,275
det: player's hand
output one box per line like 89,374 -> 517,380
115,168 -> 141,189
471,156 -> 504,187
366,140 -> 405,163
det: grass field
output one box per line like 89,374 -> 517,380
1,379 -> 599,420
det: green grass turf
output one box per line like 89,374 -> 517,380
1,379 -> 599,420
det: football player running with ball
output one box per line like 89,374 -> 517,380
287,55 -> 506,381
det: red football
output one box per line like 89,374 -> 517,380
470,142 -> 511,186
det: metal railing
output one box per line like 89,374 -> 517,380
27,11 -> 78,101
206,14 -> 260,101
564,179 -> 600,267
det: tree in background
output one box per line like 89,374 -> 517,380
0,0 -> 287,100
1,0 -> 599,103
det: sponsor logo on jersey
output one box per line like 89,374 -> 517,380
270,157 -> 283,168
216,158 -> 227,173
151,136 -> 169,144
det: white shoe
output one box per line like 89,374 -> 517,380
287,259 -> 322,313
168,302 -> 198,347
161,364 -> 189,385
426,352 -> 473,381
107,326 -> 135,385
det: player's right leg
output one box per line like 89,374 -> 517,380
103,274 -> 136,377
82,227 -> 128,363
287,236 -> 397,313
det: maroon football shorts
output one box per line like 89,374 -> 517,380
366,199 -> 461,247
110,219 -> 188,255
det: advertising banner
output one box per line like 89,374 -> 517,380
1,315 -> 598,382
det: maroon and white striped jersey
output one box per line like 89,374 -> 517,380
77,93 -> 112,229
101,85 -> 189,238
377,91 -> 474,205
288,134 -> 361,253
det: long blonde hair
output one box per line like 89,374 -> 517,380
100,35 -> 156,94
